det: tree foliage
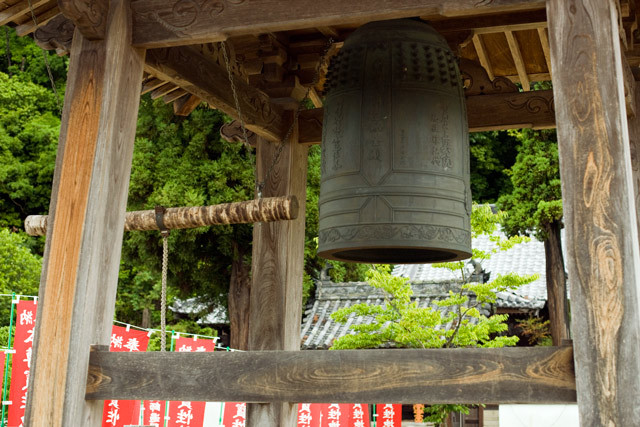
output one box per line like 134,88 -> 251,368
497,129 -> 562,239
469,131 -> 520,203
0,228 -> 41,325
0,72 -> 59,232
330,205 -> 537,425
116,97 -> 255,327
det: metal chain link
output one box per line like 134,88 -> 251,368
221,37 -> 334,198
160,232 -> 169,352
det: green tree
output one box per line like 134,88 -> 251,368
117,97 -> 255,347
330,205 -> 537,425
469,131 -> 520,203
0,228 -> 41,325
0,72 -> 59,236
497,128 -> 569,345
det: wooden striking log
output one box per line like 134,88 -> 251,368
86,346 -> 576,404
24,196 -> 299,236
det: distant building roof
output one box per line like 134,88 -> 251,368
300,280 -> 490,350
393,232 -> 549,311
171,297 -> 229,325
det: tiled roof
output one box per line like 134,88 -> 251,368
171,297 -> 229,324
300,280 -> 490,350
393,232 -> 549,310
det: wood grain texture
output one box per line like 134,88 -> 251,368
86,347 -> 576,404
24,1 -> 145,425
0,0 -> 49,26
248,123 -> 308,427
58,0 -> 108,40
25,196 -> 299,235
33,14 -> 75,54
294,90 -> 556,145
145,46 -> 287,142
547,0 -> 640,425
130,0 -> 545,48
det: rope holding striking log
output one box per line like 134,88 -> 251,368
24,196 -> 299,236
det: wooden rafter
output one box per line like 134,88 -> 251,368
537,27 -> 552,77
0,0 -> 49,26
505,30 -> 530,91
145,46 -> 288,142
472,34 -> 495,80
86,347 -> 576,404
14,0 -> 59,36
129,0 -> 546,48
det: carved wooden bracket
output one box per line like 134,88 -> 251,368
58,0 -> 108,40
220,121 -> 257,147
34,14 -> 75,55
459,58 -> 520,96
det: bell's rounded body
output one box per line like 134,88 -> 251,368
318,19 -> 472,264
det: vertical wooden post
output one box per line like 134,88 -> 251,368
628,86 -> 640,244
24,1 -> 145,425
547,0 -> 640,424
247,119 -> 308,427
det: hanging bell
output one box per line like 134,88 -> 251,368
317,19 -> 472,264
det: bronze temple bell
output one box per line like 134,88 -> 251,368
317,19 -> 472,264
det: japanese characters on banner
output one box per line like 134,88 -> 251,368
375,404 -> 401,427
7,299 -> 36,427
102,325 -> 150,427
165,335 -> 216,427
222,402 -> 246,427
142,400 -> 166,427
296,403 -> 369,427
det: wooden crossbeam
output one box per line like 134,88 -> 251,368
86,346 -> 576,404
145,46 -> 288,142
130,0 -> 546,48
288,89 -> 556,145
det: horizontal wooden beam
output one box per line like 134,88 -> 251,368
145,46 -> 288,142
24,196 -> 298,236
294,89 -> 555,145
130,0 -> 546,48
87,346 -> 576,404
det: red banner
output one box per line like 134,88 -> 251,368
142,400 -> 166,427
7,299 -> 37,427
102,325 -> 150,427
346,404 -> 370,427
222,402 -> 246,427
375,404 -> 401,427
164,336 -> 216,427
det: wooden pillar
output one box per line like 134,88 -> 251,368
247,119 -> 308,427
628,86 -> 640,246
547,0 -> 640,425
24,1 -> 145,425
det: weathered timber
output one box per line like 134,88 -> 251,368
86,347 -> 576,404
58,0 -> 108,40
15,2 -> 60,36
0,0 -> 49,26
220,120 -> 258,147
248,126 -> 308,427
430,8 -> 547,34
24,196 -> 299,236
548,0 -> 640,425
33,13 -> 75,55
130,0 -> 546,48
24,0 -> 145,425
173,94 -> 202,116
629,86 -> 640,252
145,46 -> 288,142
505,30 -> 530,91
290,90 -> 556,145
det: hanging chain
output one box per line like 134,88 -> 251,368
27,0 -> 62,115
160,231 -> 169,352
221,37 -> 334,198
